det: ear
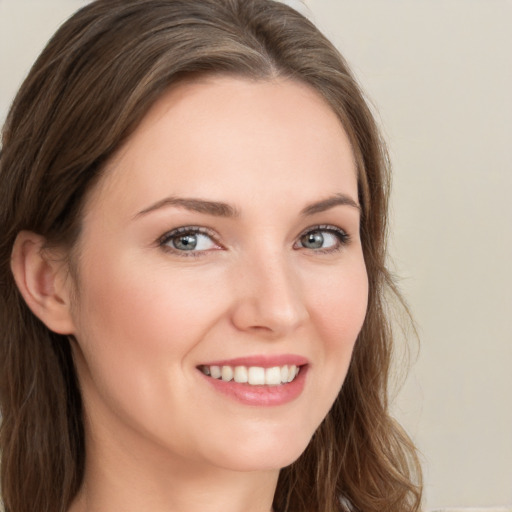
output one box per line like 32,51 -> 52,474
10,231 -> 76,335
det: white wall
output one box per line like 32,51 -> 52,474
305,1 -> 512,508
1,0 -> 511,509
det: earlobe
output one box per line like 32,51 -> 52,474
10,231 -> 76,335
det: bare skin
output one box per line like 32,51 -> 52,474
13,76 -> 367,512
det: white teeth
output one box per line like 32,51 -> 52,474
210,366 -> 221,379
201,363 -> 302,386
248,366 -> 265,385
265,366 -> 282,386
234,366 -> 248,383
221,366 -> 233,382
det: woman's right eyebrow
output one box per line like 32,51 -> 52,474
133,196 -> 241,219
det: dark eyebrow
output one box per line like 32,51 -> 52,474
300,193 -> 361,216
134,196 -> 240,219
135,193 -> 359,220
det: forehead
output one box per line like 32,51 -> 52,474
84,76 -> 358,219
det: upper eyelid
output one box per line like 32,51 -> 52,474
159,225 -> 219,243
298,224 -> 349,237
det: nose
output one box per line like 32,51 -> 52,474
230,252 -> 309,338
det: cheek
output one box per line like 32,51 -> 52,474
70,250 -> 224,408
305,256 -> 368,396
310,257 -> 368,347
69,252 -> 239,455
76,247 -> 220,343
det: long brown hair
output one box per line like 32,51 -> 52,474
0,1 -> 422,511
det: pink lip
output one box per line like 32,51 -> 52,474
198,354 -> 309,368
197,355 -> 309,407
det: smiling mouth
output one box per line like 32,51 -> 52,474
198,364 -> 302,386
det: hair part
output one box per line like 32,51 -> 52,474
0,1 -> 422,511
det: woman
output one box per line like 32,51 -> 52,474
0,0 -> 422,511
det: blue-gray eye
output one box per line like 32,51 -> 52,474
172,234 -> 198,250
298,228 -> 346,250
163,230 -> 217,251
301,231 -> 325,249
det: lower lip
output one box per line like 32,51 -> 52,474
200,366 -> 308,406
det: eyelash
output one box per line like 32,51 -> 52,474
158,224 -> 351,257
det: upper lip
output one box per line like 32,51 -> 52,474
197,354 -> 309,368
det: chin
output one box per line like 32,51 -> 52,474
206,423 -> 315,472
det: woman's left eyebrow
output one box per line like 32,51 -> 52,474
300,193 -> 361,216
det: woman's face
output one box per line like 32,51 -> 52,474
68,76 -> 368,473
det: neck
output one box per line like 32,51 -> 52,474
70,469 -> 277,512
68,420 -> 279,512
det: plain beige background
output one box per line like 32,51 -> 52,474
0,0 -> 511,509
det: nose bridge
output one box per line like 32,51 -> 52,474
231,244 -> 308,335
